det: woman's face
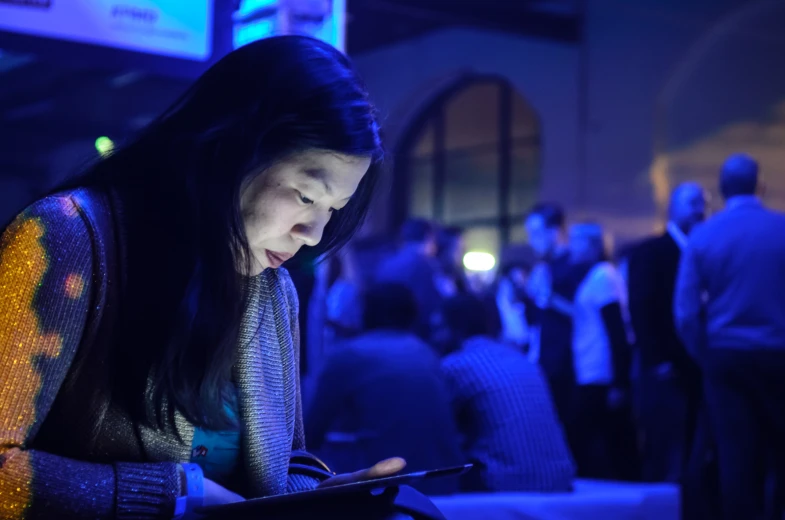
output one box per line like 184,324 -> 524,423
524,214 -> 560,259
240,149 -> 371,275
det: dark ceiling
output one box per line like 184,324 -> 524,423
0,0 -> 583,184
346,0 -> 583,54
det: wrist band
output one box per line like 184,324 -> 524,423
173,463 -> 204,519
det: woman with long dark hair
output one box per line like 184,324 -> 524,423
0,36 -> 422,519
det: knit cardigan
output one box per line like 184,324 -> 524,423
0,189 -> 321,519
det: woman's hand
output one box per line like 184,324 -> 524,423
526,265 -> 552,308
316,457 -> 407,489
548,293 -> 574,317
203,478 -> 245,506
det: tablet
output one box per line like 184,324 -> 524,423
200,463 -> 473,514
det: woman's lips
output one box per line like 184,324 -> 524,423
265,250 -> 293,268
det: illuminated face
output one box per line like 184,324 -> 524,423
673,188 -> 707,234
240,149 -> 371,275
524,213 -> 560,259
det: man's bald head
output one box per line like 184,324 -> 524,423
720,153 -> 759,200
669,182 -> 706,234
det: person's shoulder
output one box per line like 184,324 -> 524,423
585,261 -> 620,290
441,349 -> 468,372
593,260 -> 617,276
763,207 -> 785,223
1,192 -> 97,310
758,208 -> 785,238
594,260 -> 621,281
15,191 -> 80,220
409,335 -> 443,364
3,191 -> 94,247
707,205 -> 784,231
686,219 -> 718,247
275,266 -> 299,312
375,252 -> 403,281
442,338 -> 498,368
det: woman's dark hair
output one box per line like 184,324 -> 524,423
60,36 -> 383,430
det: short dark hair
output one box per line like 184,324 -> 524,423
363,283 -> 419,331
442,294 -> 494,339
528,202 -> 565,229
400,218 -> 435,243
720,154 -> 759,199
437,226 -> 463,249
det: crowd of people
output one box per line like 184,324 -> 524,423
303,153 -> 785,519
304,218 -> 576,494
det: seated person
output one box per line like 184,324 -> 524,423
438,294 -> 576,492
376,219 -> 443,340
305,283 -> 464,495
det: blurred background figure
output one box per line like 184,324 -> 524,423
566,222 -> 639,481
495,261 -> 531,351
675,154 -> 785,520
438,293 -> 575,493
376,218 -> 443,341
305,283 -> 463,495
435,225 -> 468,297
324,243 -> 364,342
627,182 -> 707,483
521,203 -> 578,426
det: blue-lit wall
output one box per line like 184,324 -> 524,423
352,0 -> 785,245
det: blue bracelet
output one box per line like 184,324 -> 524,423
173,463 -> 204,519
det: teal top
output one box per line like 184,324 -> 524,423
190,385 -> 242,485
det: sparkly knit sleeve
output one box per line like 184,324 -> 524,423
278,268 -> 306,452
276,269 -> 328,493
0,196 -> 179,520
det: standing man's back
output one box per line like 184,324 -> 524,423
686,204 -> 785,349
674,154 -> 785,519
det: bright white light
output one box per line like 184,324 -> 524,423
463,251 -> 496,272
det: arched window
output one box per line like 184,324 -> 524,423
394,77 -> 541,258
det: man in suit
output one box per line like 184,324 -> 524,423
674,154 -> 785,519
627,182 -> 706,482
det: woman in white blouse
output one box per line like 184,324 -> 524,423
566,223 -> 639,480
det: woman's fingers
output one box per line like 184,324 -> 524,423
316,457 -> 407,489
